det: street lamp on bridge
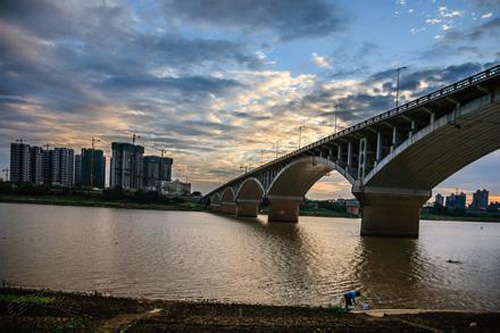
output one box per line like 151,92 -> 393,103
298,126 -> 306,149
395,66 -> 407,108
333,103 -> 343,134
275,140 -> 281,159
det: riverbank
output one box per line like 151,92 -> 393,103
421,213 -> 500,222
1,288 -> 498,331
2,195 -> 500,222
0,194 -> 205,212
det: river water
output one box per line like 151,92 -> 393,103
1,202 -> 499,310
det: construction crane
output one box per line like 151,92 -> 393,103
156,148 -> 167,158
132,132 -> 141,146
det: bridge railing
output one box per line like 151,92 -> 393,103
205,64 -> 500,197
280,64 -> 500,159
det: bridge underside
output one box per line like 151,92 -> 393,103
206,67 -> 500,238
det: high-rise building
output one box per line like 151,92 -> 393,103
74,154 -> 81,184
110,142 -> 144,189
160,157 -> 173,182
42,148 -> 74,187
10,142 -> 31,182
143,156 -> 173,190
435,193 -> 444,206
56,148 -> 74,186
470,189 -> 489,211
445,192 -> 466,210
143,156 -> 161,190
30,146 -> 43,184
42,149 -> 52,185
80,148 -> 106,189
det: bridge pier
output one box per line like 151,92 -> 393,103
267,196 -> 302,223
353,186 -> 431,238
221,201 -> 237,215
236,200 -> 260,217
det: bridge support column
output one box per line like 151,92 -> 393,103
353,186 -> 431,238
221,201 -> 237,215
237,200 -> 260,217
267,196 -> 303,223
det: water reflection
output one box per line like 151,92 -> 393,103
1,203 -> 499,310
355,237 -> 425,308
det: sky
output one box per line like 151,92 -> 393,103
0,0 -> 499,202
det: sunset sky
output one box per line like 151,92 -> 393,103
0,0 -> 499,201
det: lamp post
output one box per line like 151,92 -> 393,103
275,140 -> 281,159
298,126 -> 306,149
395,66 -> 407,108
333,103 -> 343,134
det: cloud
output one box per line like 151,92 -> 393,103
421,17 -> 500,60
163,0 -> 345,40
311,52 -> 332,69
410,27 -> 426,35
467,0 -> 500,10
0,0 -> 497,197
101,75 -> 243,96
279,62 -> 488,131
481,12 -> 493,19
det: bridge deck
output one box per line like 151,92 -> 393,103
207,65 -> 500,197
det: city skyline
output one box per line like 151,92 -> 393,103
0,0 -> 499,200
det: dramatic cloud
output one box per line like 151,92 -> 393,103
0,0 -> 498,198
163,0 -> 345,40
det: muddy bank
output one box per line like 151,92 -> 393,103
1,288 -> 499,331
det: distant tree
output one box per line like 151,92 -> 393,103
0,182 -> 13,194
103,186 -> 127,201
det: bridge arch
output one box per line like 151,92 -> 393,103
221,187 -> 236,202
236,177 -> 265,201
209,192 -> 221,212
210,192 -> 221,204
220,187 -> 237,215
265,156 -> 354,222
363,92 -> 500,190
354,91 -> 500,238
234,177 -> 265,218
267,156 -> 355,198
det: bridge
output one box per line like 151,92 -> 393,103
206,65 -> 500,238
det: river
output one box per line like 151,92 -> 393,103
1,202 -> 499,310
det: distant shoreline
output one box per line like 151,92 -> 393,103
1,287 -> 499,331
0,195 -> 205,212
1,195 -> 499,223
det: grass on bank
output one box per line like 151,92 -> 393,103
0,294 -> 54,304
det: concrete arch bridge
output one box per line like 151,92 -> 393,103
206,65 -> 500,237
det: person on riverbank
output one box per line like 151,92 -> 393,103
344,290 -> 361,310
